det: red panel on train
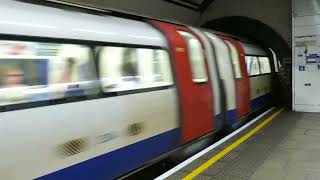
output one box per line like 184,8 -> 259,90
150,20 -> 215,143
222,36 -> 251,119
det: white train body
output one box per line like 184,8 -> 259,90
0,1 -> 279,179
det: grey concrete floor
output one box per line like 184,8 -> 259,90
165,110 -> 320,180
250,112 -> 320,180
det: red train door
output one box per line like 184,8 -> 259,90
151,20 -> 214,143
223,37 -> 251,118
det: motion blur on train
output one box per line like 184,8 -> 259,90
0,1 -> 281,180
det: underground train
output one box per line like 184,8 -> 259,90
0,1 -> 280,180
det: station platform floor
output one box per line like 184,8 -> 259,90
156,107 -> 320,180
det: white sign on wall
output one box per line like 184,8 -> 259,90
293,0 -> 320,112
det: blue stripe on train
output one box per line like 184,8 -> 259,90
227,109 -> 237,125
251,93 -> 271,112
37,129 -> 180,180
227,93 -> 271,126
215,113 -> 223,130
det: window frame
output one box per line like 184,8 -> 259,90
0,34 -> 174,112
225,41 -> 242,80
177,30 -> 208,84
245,55 -> 261,77
245,54 -> 272,77
258,56 -> 272,74
97,46 -> 174,93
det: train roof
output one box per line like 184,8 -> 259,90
0,0 -> 168,47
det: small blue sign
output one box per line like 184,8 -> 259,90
299,66 -> 305,71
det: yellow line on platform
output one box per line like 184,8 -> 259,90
182,108 -> 285,180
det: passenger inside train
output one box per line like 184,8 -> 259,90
0,66 -> 30,104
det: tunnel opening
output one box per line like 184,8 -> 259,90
202,16 -> 292,107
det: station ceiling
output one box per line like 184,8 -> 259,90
45,0 -> 215,13
163,0 -> 215,12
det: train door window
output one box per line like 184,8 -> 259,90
0,40 -> 99,106
245,56 -> 260,76
258,57 -> 271,74
226,41 -> 242,79
177,31 -> 208,83
98,47 -> 173,93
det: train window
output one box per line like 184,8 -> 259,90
0,40 -> 99,106
258,57 -> 271,74
245,56 -> 260,76
99,47 -> 173,92
177,31 -> 208,83
225,41 -> 242,79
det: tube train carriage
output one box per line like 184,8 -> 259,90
0,1 -> 280,180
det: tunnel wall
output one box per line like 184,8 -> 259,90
201,16 -> 291,59
199,0 -> 292,46
61,0 -> 200,24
